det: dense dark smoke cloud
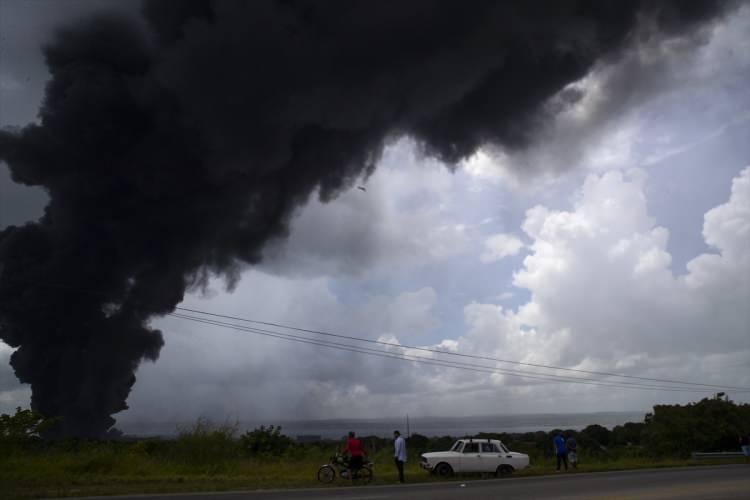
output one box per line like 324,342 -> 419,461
0,0 -> 732,437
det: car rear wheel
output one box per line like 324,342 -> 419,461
435,462 -> 454,477
496,464 -> 514,477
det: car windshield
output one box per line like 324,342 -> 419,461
450,441 -> 463,452
499,443 -> 509,453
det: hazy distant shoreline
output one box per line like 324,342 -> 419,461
121,411 -> 646,439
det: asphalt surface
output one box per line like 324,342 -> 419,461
71,464 -> 749,500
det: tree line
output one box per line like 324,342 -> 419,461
2,394 -> 747,460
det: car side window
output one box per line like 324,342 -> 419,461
481,442 -> 497,453
463,442 -> 479,453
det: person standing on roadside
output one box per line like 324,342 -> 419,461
393,430 -> 406,483
740,433 -> 750,463
566,434 -> 578,469
553,433 -> 568,472
342,431 -> 366,479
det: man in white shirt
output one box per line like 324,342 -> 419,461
393,430 -> 406,483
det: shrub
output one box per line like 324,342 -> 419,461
173,418 -> 240,466
642,394 -> 750,457
611,422 -> 645,447
0,407 -> 57,442
129,438 -> 171,458
65,447 -> 119,475
239,425 -> 294,457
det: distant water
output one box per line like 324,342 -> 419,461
123,411 -> 645,439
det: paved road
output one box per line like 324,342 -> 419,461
73,465 -> 749,500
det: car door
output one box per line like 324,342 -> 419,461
497,442 -> 517,468
479,442 -> 502,472
459,442 -> 481,472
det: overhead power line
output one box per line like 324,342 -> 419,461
8,281 -> 748,392
174,306 -> 750,392
169,312 -> 693,391
168,312 -> 748,394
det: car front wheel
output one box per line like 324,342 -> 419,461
435,462 -> 454,477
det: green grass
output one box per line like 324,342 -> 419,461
0,447 -> 432,499
2,443 -> 746,500
514,456 -> 746,477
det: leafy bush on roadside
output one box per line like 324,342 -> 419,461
239,425 -> 294,456
611,422 -> 645,447
0,407 -> 59,449
173,418 -> 240,466
641,394 -> 750,457
129,438 -> 172,458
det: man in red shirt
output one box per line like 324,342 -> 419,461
342,431 -> 366,476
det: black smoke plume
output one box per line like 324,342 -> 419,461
0,0 -> 732,437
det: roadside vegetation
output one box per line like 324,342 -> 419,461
1,394 -> 748,499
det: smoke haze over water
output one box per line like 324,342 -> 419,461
0,0 -> 735,437
122,412 -> 646,439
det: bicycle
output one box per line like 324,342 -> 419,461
317,453 -> 373,484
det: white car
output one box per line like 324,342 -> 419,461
420,438 -> 530,477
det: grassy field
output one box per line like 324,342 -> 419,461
5,394 -> 748,498
2,442 -> 746,499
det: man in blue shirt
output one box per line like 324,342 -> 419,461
553,433 -> 568,471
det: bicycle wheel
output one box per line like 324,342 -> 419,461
317,465 -> 335,483
354,466 -> 373,484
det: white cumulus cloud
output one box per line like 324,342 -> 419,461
449,166 -> 750,409
480,233 -> 525,263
